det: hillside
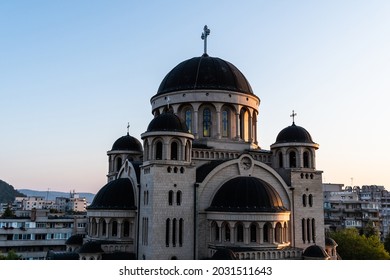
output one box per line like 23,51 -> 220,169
0,180 -> 26,203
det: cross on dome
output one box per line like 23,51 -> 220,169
290,110 -> 297,124
201,25 -> 211,55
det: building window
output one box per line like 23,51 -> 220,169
250,224 -> 257,242
224,223 -> 230,242
302,219 -> 306,243
168,191 -> 173,206
311,219 -> 316,243
236,224 -> 244,242
166,219 -> 170,247
112,221 -> 118,237
176,191 -> 182,206
185,110 -> 192,133
179,218 -> 184,247
303,194 -> 307,207
309,194 -> 313,207
124,221 -> 130,237
303,151 -> 310,168
171,142 -> 178,160
278,152 -> 283,168
289,151 -> 296,168
116,157 -> 122,172
172,218 -> 177,247
263,224 -> 269,243
222,110 -> 229,137
156,141 -> 163,160
203,108 -> 211,137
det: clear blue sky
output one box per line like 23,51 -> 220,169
1,0 -> 389,193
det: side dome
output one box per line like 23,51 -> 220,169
275,123 -> 315,144
146,112 -> 189,133
303,245 -> 330,260
207,177 -> 287,212
111,133 -> 143,152
88,178 -> 136,210
154,54 -> 253,97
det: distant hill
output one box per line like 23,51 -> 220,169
17,189 -> 95,205
0,180 -> 26,203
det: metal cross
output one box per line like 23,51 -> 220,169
201,25 -> 210,55
290,110 -> 297,124
127,122 -> 130,134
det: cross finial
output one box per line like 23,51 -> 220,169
290,110 -> 297,124
201,25 -> 211,55
127,122 -> 130,135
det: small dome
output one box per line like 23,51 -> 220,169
79,241 -> 104,254
88,178 -> 136,210
303,245 -> 330,259
112,133 -> 143,152
146,112 -> 189,133
275,123 -> 315,144
154,54 -> 254,97
65,234 -> 84,245
211,249 -> 238,260
325,237 -> 338,247
207,177 -> 287,212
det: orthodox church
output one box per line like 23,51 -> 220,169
64,26 -> 327,260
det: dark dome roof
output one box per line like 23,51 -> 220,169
79,241 -> 104,254
112,133 -> 143,152
303,245 -> 329,259
88,178 -> 136,210
154,54 -> 254,97
325,237 -> 338,247
275,123 -> 315,144
146,112 -> 189,133
65,234 -> 84,245
207,177 -> 287,212
211,249 -> 238,260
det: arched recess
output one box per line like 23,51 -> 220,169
152,138 -> 163,160
199,104 -> 216,138
288,149 -> 298,168
240,107 -> 250,141
221,104 -> 235,138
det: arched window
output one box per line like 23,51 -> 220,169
156,141 -> 163,160
312,219 -> 316,243
123,221 -> 130,237
171,142 -> 178,160
168,191 -> 173,206
102,219 -> 107,236
278,152 -> 283,168
185,109 -> 192,133
176,191 -> 182,206
250,224 -> 257,242
302,219 -> 306,243
224,223 -> 230,242
275,223 -> 282,243
302,194 -> 307,207
112,221 -> 118,237
303,151 -> 310,168
289,151 -> 296,168
116,157 -> 122,172
179,218 -> 184,247
263,224 -> 269,243
307,219 -> 311,243
240,109 -> 249,141
309,194 -> 313,207
236,224 -> 244,242
172,218 -> 177,247
166,219 -> 170,247
203,108 -> 211,137
222,110 -> 229,137
212,222 -> 219,241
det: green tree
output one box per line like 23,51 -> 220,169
384,232 -> 390,253
329,228 -> 390,260
362,221 -> 380,238
0,250 -> 22,260
1,207 -> 15,218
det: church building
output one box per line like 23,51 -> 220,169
76,26 -> 325,260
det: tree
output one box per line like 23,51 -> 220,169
361,221 -> 380,238
329,228 -> 390,260
1,207 -> 15,218
0,250 -> 22,260
384,232 -> 390,253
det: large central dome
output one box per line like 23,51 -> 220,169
154,54 -> 254,96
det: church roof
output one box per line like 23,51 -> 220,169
111,133 -> 143,152
207,176 -> 287,212
302,245 -> 330,259
88,178 -> 136,210
78,241 -> 104,254
65,234 -> 84,245
196,160 -> 227,183
274,123 -> 315,144
153,54 -> 254,97
146,112 -> 189,133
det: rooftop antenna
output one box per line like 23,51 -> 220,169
201,25 -> 211,55
290,110 -> 297,124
